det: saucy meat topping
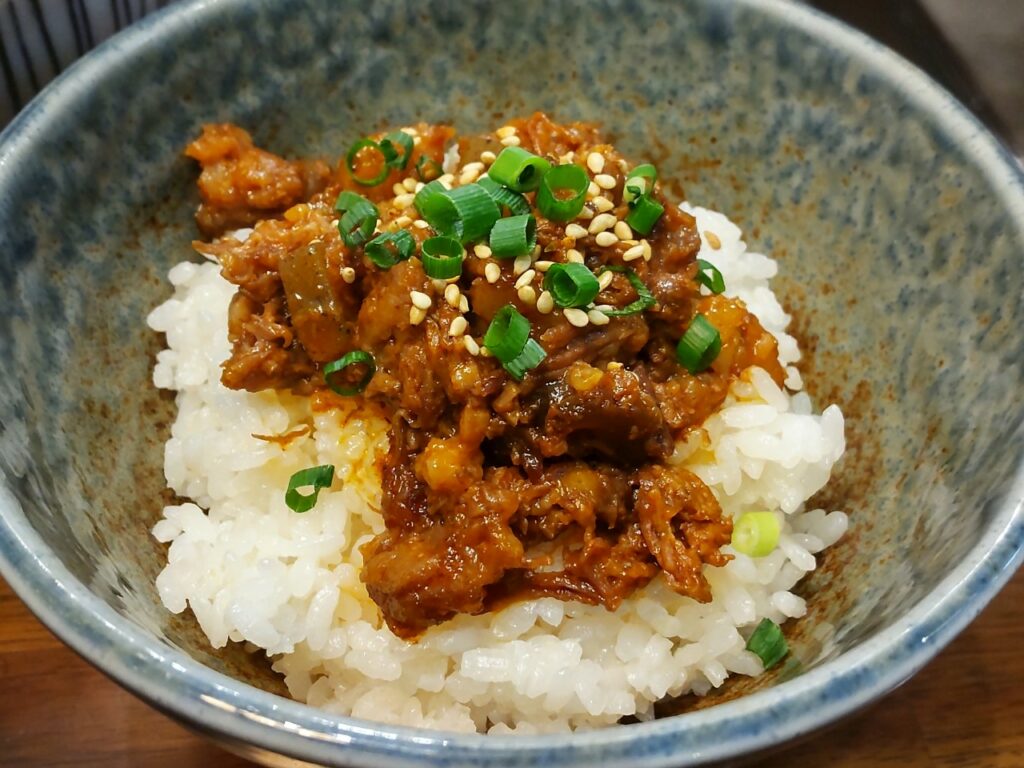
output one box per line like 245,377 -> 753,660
186,114 -> 785,639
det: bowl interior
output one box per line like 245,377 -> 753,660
0,0 -> 1022,740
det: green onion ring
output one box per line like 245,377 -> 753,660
731,512 -> 780,557
415,155 -> 442,182
477,176 -> 531,216
379,131 -> 414,170
536,164 -> 589,222
445,183 -> 501,243
625,194 -> 665,235
746,618 -> 788,670
285,464 -> 336,514
623,163 -> 658,204
345,138 -> 390,186
676,314 -> 722,374
595,266 -> 656,316
336,194 -> 379,248
483,304 -> 531,363
323,350 -> 376,396
489,214 -> 536,259
503,337 -> 546,381
414,180 -> 457,233
544,263 -> 600,308
421,236 -> 465,279
365,230 -> 415,269
695,259 -> 726,294
486,146 -> 552,192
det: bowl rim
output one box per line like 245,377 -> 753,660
0,0 -> 1022,765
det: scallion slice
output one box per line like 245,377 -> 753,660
477,176 -> 531,216
695,258 -> 726,294
623,163 -> 658,204
445,183 -> 501,243
487,146 -> 551,193
421,236 -> 465,279
483,304 -> 530,362
746,618 -> 788,670
323,350 -> 376,396
676,314 -> 721,373
536,164 -> 589,222
625,194 -> 664,235
489,214 -> 536,259
365,230 -> 415,269
285,464 -> 335,513
544,263 -> 600,308
415,179 -> 458,233
379,131 -> 414,170
345,138 -> 389,186
595,266 -> 656,316
415,155 -> 442,182
336,194 -> 379,248
504,338 -> 546,380
731,512 -> 780,557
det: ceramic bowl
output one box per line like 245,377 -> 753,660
0,0 -> 1021,765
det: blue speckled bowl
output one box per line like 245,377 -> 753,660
0,0 -> 1021,765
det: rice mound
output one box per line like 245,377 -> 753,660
147,205 -> 848,733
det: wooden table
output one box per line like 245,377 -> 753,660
1,572 -> 1021,767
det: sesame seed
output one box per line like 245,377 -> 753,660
531,244 -> 542,258
413,136 -> 422,146
413,219 -> 430,229
444,284 -> 461,307
607,361 -> 624,371
392,182 -> 407,196
414,182 -> 425,192
565,223 -> 588,239
517,285 -> 537,304
409,306 -> 427,325
401,127 -> 419,137
473,244 -> 492,258
514,269 -> 536,290
485,262 -> 501,284
463,162 -> 484,174
479,345 -> 493,357
576,207 -> 594,220
595,173 -> 617,190
641,239 -> 652,261
705,231 -> 722,249
614,221 -> 633,240
394,215 -> 412,227
586,152 -> 606,174
588,309 -> 610,326
459,295 -> 469,313
598,270 -> 614,290
480,150 -> 497,164
496,125 -> 517,139
587,181 -> 600,198
558,151 -> 576,164
534,260 -> 554,272
536,290 -> 555,314
393,193 -> 415,209
566,248 -> 585,264
458,167 -> 481,185
402,177 -> 418,192
500,135 -> 521,147
430,279 -> 448,292
463,335 -> 481,356
595,231 -> 619,247
588,213 -> 617,234
341,267 -> 356,284
448,316 -> 468,337
563,307 -> 590,327
439,173 -> 455,184
592,196 -> 614,213
410,290 -> 432,310
623,243 -> 645,262
513,254 -> 532,275
594,304 -> 615,312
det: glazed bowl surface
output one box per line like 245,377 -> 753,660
0,0 -> 1021,766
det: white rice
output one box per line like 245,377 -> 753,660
147,204 -> 847,733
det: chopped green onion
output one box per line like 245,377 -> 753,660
285,464 -> 335,513
623,163 -> 658,204
445,183 -> 501,243
625,194 -> 664,235
365,230 -> 415,269
345,138 -> 389,186
504,338 -> 546,380
676,314 -> 721,373
595,267 -> 656,316
379,131 -> 414,170
535,164 -> 589,222
415,154 -> 442,182
695,259 -> 726,294
489,214 -> 536,259
483,304 -> 530,362
746,618 -> 788,670
487,146 -> 551,192
414,180 -> 456,233
323,350 -> 376,396
477,176 -> 531,216
731,512 -> 781,557
544,263 -> 600,308
421,236 -> 465,279
336,194 -> 379,248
